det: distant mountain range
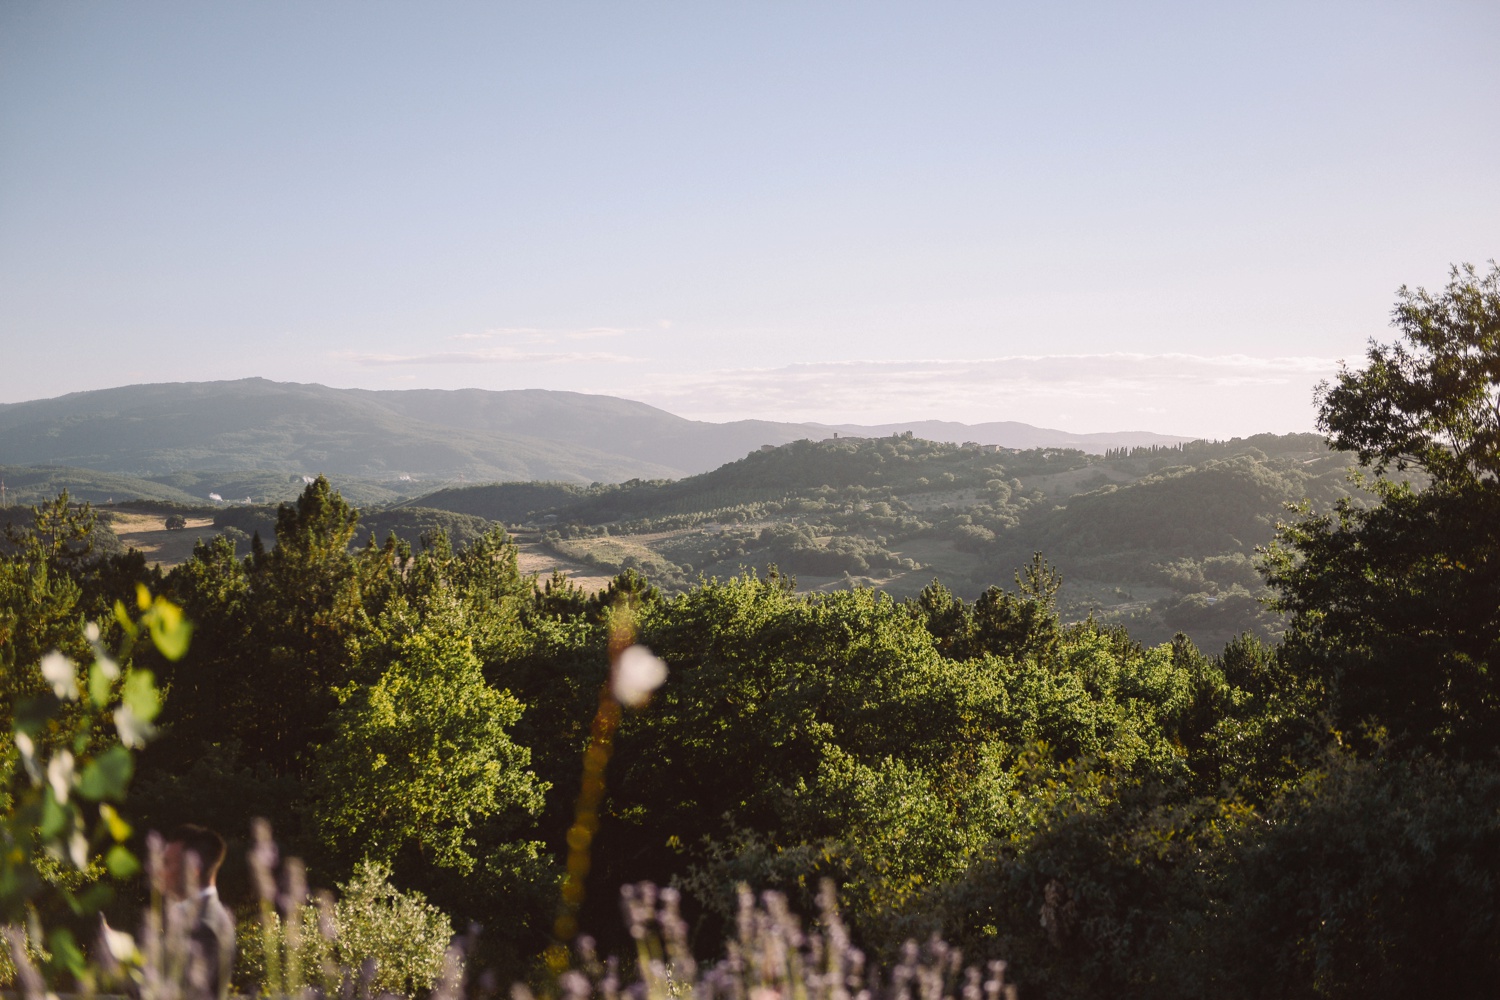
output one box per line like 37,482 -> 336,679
0,378 -> 1189,484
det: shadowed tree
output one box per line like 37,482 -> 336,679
1267,262 -> 1500,754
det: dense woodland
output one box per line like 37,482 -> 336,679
4,263 -> 1500,998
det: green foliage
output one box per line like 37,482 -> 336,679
130,479 -> 549,976
934,748 -> 1500,1000
1269,262 -> 1500,754
1268,483 -> 1500,753
915,555 -> 1062,661
310,603 -> 547,875
527,565 -> 1243,957
1318,261 -> 1500,488
0,497 -> 94,736
238,860 -> 454,999
0,583 -> 181,987
1219,750 -> 1500,998
214,503 -> 502,551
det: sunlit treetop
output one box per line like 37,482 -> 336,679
1319,261 -> 1500,488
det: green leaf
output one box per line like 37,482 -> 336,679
121,670 -> 161,724
105,845 -> 140,878
88,660 -> 114,708
75,883 -> 114,912
99,802 -> 132,842
113,599 -> 136,638
78,746 -> 134,802
39,789 -> 70,839
146,598 -> 192,661
47,928 -> 86,974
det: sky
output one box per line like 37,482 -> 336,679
2,1 -> 1496,438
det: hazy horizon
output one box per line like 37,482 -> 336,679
4,2 -> 1496,439
0,365 -> 1317,441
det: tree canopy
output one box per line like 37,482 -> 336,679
1270,261 -> 1500,754
1319,261 -> 1500,487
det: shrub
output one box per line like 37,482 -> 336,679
238,860 -> 454,999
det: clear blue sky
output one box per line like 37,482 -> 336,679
2,1 -> 1496,437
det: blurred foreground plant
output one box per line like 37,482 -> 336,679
2,585 -> 184,990
535,881 -> 1017,1000
548,604 -> 667,972
230,834 -> 1019,1000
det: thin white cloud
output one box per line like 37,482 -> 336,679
566,326 -> 632,340
445,325 -> 635,343
335,347 -> 638,366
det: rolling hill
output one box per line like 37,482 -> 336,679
0,464 -> 416,508
408,431 -> 1358,650
3,420 -> 1362,651
0,379 -> 1190,484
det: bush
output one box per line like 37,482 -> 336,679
238,860 -> 454,999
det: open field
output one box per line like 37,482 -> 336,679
510,532 -> 614,592
105,512 -> 218,569
1017,463 -> 1139,495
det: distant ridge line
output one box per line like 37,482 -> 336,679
0,378 -> 1193,483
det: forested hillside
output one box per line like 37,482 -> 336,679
0,463 -> 419,507
3,430 -> 1352,652
410,431 -> 1362,649
0,381 -> 685,481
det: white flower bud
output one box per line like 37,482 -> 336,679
613,645 -> 668,708
41,651 -> 78,700
47,750 -> 75,802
